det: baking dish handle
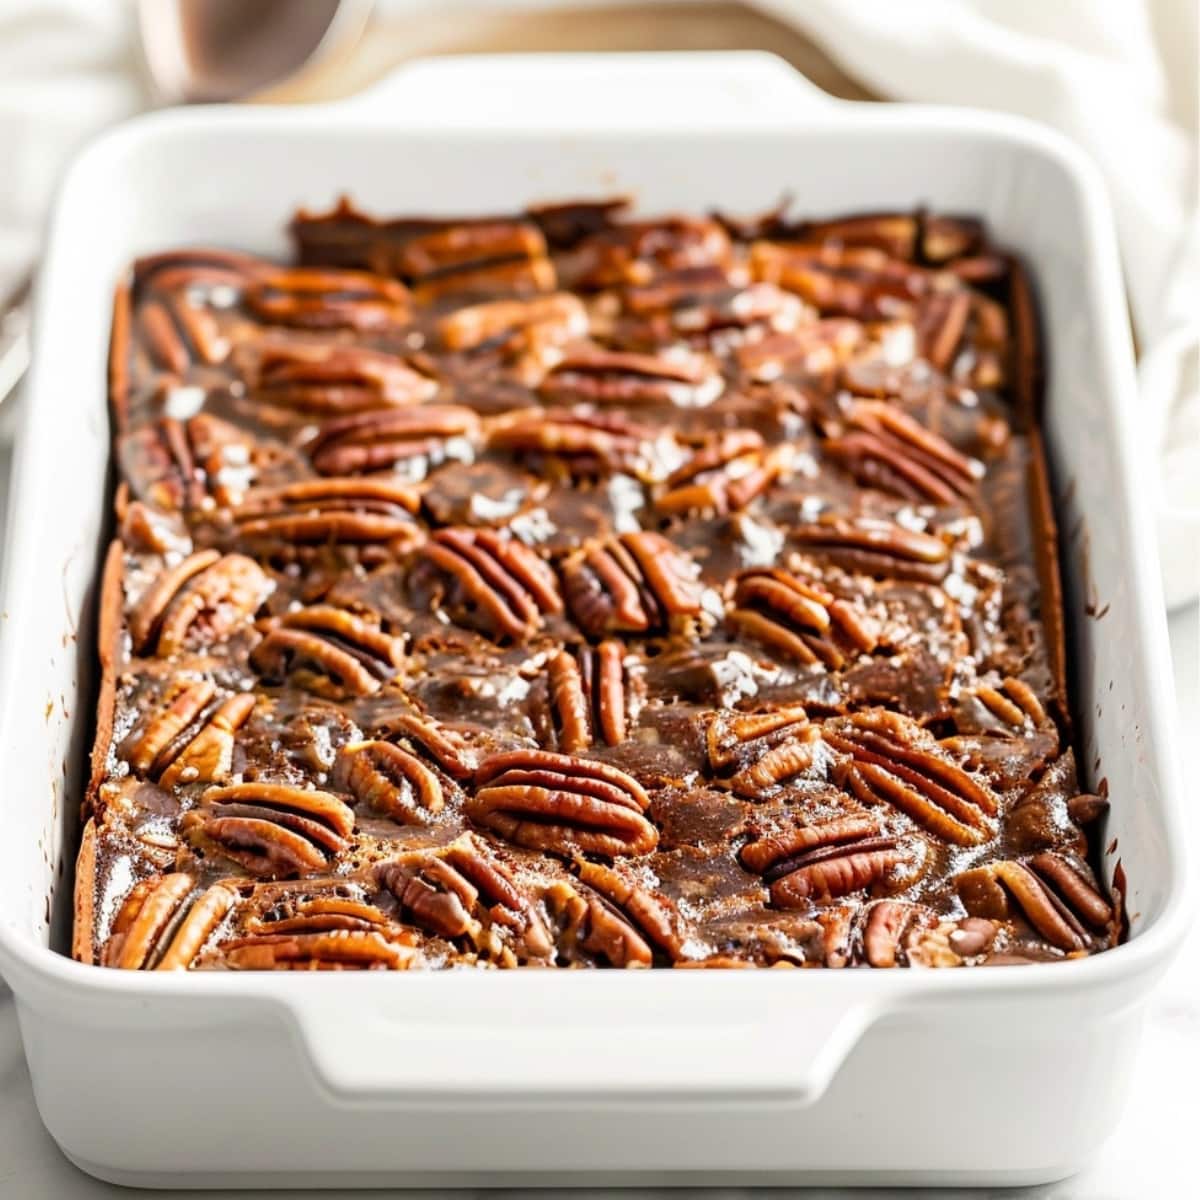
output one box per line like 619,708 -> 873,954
334,49 -> 839,127
289,983 -> 878,1105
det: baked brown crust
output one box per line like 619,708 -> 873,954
72,819 -> 98,965
85,537 -> 125,818
1026,426 -> 1069,726
73,199 -> 1115,970
108,281 -> 132,434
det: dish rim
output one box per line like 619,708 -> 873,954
0,90 -> 1189,1005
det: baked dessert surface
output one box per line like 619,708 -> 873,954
74,198 -> 1120,970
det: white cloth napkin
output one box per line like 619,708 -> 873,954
1,0 -> 1196,601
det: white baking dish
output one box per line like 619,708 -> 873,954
0,53 -> 1190,1188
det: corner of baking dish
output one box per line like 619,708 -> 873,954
0,72 -> 1191,1022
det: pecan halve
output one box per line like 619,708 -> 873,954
133,289 -> 232,374
543,862 -> 681,969
245,340 -> 437,415
119,498 -> 192,557
735,320 -> 864,382
242,894 -> 393,936
970,676 -> 1050,732
155,881 -> 243,969
546,641 -> 632,751
104,875 -> 241,970
790,513 -> 951,583
171,692 -> 253,788
251,605 -> 404,698
220,929 -> 420,970
799,213 -> 921,260
124,680 -> 255,787
861,899 -> 933,968
741,815 -> 904,907
102,873 -> 195,968
824,401 -> 984,505
751,241 -> 927,321
729,567 -> 878,670
486,407 -> 671,481
961,291 -> 1012,388
656,431 -> 788,515
824,710 -> 998,847
705,705 -> 817,798
223,892 -> 421,969
132,247 -> 257,298
956,852 -> 1115,953
468,749 -> 657,858
334,739 -> 445,824
622,271 -> 804,338
539,344 -> 724,408
561,531 -> 710,639
124,680 -> 214,774
418,527 -> 562,642
915,289 -> 972,371
129,550 -> 272,657
437,291 -> 588,351
574,859 -> 683,962
183,782 -> 355,877
307,405 -> 480,476
375,712 -> 480,780
230,478 -> 421,547
113,251 -> 234,409
119,413 -> 255,511
377,835 -> 553,962
245,266 -> 412,331
388,220 -> 555,303
568,216 -> 732,289
541,879 -> 652,967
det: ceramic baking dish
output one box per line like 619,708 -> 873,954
0,54 -> 1190,1188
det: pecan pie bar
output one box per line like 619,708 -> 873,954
74,197 -> 1121,970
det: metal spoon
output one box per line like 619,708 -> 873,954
136,0 -> 375,104
0,0 -> 375,408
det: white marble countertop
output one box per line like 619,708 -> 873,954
0,396 -> 1195,1196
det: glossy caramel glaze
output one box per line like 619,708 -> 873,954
74,198 -> 1119,970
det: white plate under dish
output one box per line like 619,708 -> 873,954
0,53 -> 1190,1188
